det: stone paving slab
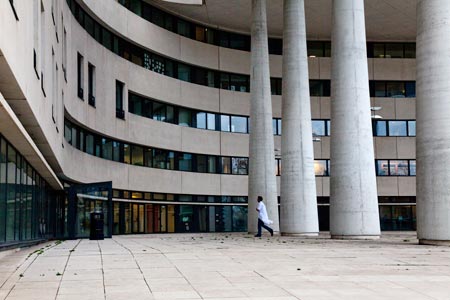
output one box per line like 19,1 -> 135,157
0,232 -> 449,300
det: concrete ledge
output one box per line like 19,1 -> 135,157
419,239 -> 450,247
0,239 -> 48,252
281,232 -> 319,237
331,235 -> 380,240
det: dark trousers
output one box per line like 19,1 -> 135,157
257,218 -> 273,236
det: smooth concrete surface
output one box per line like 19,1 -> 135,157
330,0 -> 380,238
1,233 -> 450,300
280,0 -> 318,236
248,0 -> 279,233
416,0 -> 450,244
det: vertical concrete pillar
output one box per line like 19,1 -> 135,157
416,0 -> 450,246
280,0 -> 318,236
248,0 -> 279,233
330,0 -> 380,239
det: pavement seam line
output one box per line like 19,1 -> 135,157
97,241 -> 106,300
54,240 -> 82,300
111,237 -> 154,296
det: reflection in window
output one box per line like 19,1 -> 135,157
232,158 -> 248,175
221,115 -> 230,132
231,116 -> 247,133
220,157 -> 231,174
312,120 -> 326,136
390,160 -> 409,176
376,160 -> 389,176
388,121 -> 407,136
178,153 -> 192,171
314,160 -> 328,176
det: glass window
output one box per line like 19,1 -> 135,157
409,160 -> 416,176
278,119 -> 282,135
207,113 -> 216,130
177,63 -> 190,82
376,160 -> 389,176
102,28 -> 112,50
386,82 -> 405,97
307,41 -> 324,57
102,138 -> 113,160
208,156 -> 216,173
166,105 -> 174,123
143,148 -> 152,167
177,19 -> 191,38
196,112 -> 206,129
314,160 -> 328,176
220,115 -> 230,132
390,160 -> 409,176
374,82 -> 386,97
152,149 -> 167,169
310,80 -> 323,97
86,134 -> 94,155
178,108 -> 191,127
388,121 -> 407,136
131,145 -> 144,166
196,155 -> 207,173
408,121 -> 416,136
112,141 -> 121,162
232,158 -> 248,175
385,43 -> 404,58
218,31 -> 229,48
230,75 -> 248,92
220,73 -> 230,90
404,43 -> 416,58
273,119 -> 278,135
405,82 -> 416,97
231,116 -> 247,133
312,120 -> 326,136
374,120 -> 387,136
116,80 -> 124,117
123,144 -> 131,164
129,94 -> 142,115
152,102 -> 166,121
373,43 -> 385,58
178,153 -> 192,171
220,157 -> 231,174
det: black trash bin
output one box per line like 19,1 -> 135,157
90,212 -> 104,240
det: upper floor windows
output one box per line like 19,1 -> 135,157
117,0 -> 416,58
116,80 -> 125,119
373,120 -> 416,137
77,53 -> 84,99
370,81 -> 416,98
68,1 -> 417,97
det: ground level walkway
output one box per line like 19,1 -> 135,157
0,232 -> 449,300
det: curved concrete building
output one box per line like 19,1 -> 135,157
1,0 -> 445,245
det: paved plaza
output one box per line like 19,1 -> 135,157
0,232 -> 449,300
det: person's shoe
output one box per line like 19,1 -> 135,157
269,229 -> 274,236
254,234 -> 261,237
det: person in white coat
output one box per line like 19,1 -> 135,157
254,196 -> 274,237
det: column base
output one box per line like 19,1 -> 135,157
281,232 -> 319,237
419,239 -> 450,246
331,235 -> 380,240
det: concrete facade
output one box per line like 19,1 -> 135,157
0,0 -> 427,241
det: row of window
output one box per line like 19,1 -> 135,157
376,159 -> 416,176
64,118 -> 249,175
68,1 -> 417,97
129,93 -> 416,138
112,189 -> 247,203
65,118 -> 417,177
0,135 -> 56,243
117,0 -> 416,58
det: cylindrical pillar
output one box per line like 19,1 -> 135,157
248,0 -> 279,233
416,0 -> 450,246
280,0 -> 318,236
330,0 -> 380,239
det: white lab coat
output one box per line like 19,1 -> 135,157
257,201 -> 273,225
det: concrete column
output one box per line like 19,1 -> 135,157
330,0 -> 380,239
280,0 -> 318,236
248,0 -> 279,233
416,0 -> 450,246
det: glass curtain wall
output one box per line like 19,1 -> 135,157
0,135 -> 57,245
